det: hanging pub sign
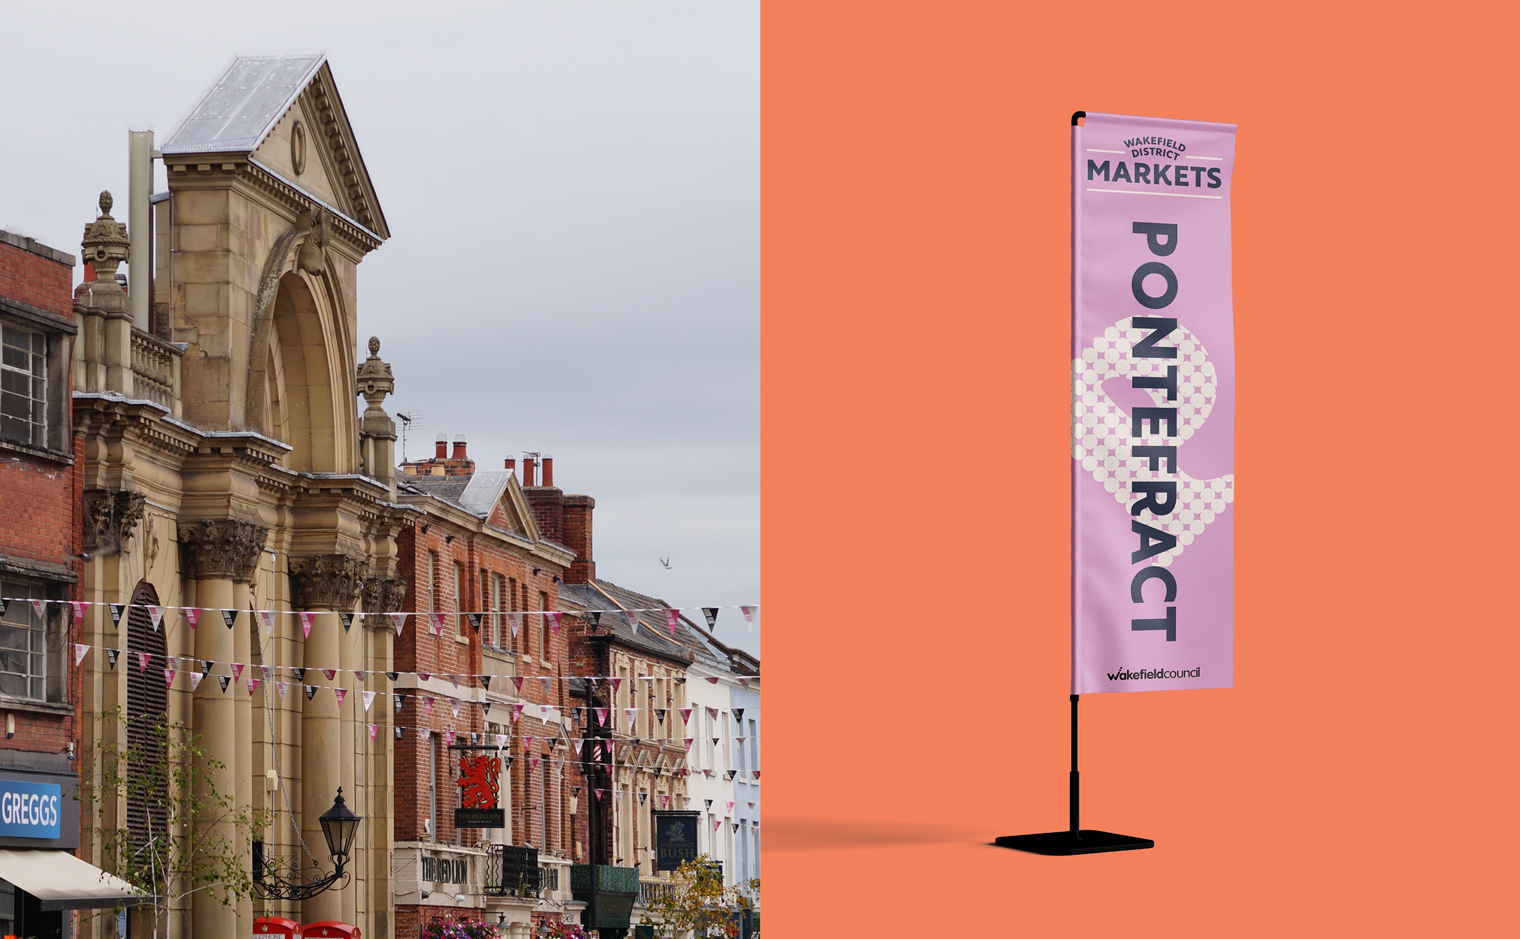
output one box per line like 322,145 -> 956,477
454,752 -> 504,828
1070,111 -> 1237,694
653,810 -> 701,871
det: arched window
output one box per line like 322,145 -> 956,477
125,581 -> 168,852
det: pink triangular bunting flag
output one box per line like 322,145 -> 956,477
594,707 -> 608,727
684,737 -> 694,751
70,600 -> 87,622
322,669 -> 336,681
368,723 -> 378,741
334,688 -> 348,707
679,707 -> 692,724
137,651 -> 150,673
431,612 -> 448,635
163,668 -> 176,688
511,703 -> 525,723
423,697 -> 435,716
664,609 -> 679,636
511,676 -> 525,692
246,677 -> 260,695
230,663 -> 244,682
523,736 -> 534,753
548,610 -> 562,635
184,607 -> 201,628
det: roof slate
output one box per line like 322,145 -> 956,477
162,55 -> 325,154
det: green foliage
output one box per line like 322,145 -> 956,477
80,707 -> 271,922
638,854 -> 758,938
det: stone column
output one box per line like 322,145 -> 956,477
179,518 -> 267,939
290,554 -> 363,925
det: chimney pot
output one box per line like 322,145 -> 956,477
523,454 -> 537,487
504,457 -> 516,472
542,455 -> 554,488
435,434 -> 448,459
452,435 -> 468,460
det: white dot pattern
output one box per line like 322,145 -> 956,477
1072,318 -> 1234,567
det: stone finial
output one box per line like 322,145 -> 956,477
81,190 -> 130,282
357,337 -> 394,399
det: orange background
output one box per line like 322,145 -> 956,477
761,2 -> 1516,935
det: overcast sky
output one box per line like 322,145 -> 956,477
0,1 -> 760,655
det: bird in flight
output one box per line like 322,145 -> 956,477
659,556 -> 672,570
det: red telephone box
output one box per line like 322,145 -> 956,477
302,922 -> 361,939
253,917 -> 302,939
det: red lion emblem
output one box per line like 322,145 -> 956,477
457,753 -> 501,809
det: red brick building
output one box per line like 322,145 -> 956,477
391,438 -> 583,939
0,227 -> 88,935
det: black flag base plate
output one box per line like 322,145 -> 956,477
994,829 -> 1154,856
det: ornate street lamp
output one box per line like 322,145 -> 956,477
253,788 -> 363,901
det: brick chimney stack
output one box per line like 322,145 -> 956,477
504,457 -> 516,473
522,452 -> 564,543
401,432 -> 476,477
562,494 -> 596,584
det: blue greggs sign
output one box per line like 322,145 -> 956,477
0,780 -> 63,839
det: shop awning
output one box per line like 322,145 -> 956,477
0,848 -> 148,910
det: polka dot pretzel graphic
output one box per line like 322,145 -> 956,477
1072,317 -> 1234,569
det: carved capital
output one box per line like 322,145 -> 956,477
83,489 -> 147,556
289,554 -> 364,612
361,576 -> 408,614
178,519 -> 269,582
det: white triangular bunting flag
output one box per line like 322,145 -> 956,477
389,612 -> 406,636
572,738 -> 583,755
451,701 -> 461,720
539,676 -> 552,697
508,612 -> 521,638
541,704 -> 553,720
362,691 -> 375,712
191,671 -> 204,691
275,682 -> 288,699
624,708 -> 636,727
627,609 -> 639,630
495,734 -> 506,749
73,643 -> 88,665
145,604 -> 163,631
255,610 -> 272,635
30,599 -> 46,619
741,605 -> 756,623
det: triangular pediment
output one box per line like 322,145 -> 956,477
163,55 -> 388,238
488,474 -> 541,542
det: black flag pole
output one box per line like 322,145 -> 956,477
994,694 -> 1153,855
994,110 -> 1156,857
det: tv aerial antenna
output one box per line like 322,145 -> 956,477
397,412 -> 422,463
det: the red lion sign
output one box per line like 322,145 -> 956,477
457,753 -> 501,809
